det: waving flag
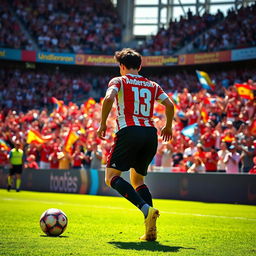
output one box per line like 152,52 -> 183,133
171,91 -> 179,105
196,70 -> 215,91
64,129 -> 79,153
51,97 -> 64,112
235,84 -> 254,100
201,107 -> 209,123
0,139 -> 10,151
27,129 -> 52,144
181,123 -> 198,140
83,97 -> 96,113
203,97 -> 216,105
248,119 -> 256,136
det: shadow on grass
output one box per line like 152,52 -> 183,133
40,235 -> 69,238
108,241 -> 195,252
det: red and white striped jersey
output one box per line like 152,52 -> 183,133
107,74 -> 168,131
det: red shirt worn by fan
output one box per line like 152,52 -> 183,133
108,74 -> 168,131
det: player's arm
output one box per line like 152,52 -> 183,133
97,87 -> 117,139
160,97 -> 174,142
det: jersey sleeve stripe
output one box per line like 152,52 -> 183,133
158,92 -> 168,102
107,86 -> 119,92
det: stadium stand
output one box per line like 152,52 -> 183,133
191,4 -> 256,53
12,0 -> 122,54
137,4 -> 256,56
0,1 -> 254,55
0,1 -> 32,50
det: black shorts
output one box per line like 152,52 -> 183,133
9,165 -> 23,175
107,126 -> 158,176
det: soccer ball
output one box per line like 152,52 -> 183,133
40,208 -> 68,236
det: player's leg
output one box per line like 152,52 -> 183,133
130,168 -> 153,207
105,167 -> 150,218
132,127 -> 159,241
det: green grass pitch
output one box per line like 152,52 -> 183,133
0,189 -> 255,256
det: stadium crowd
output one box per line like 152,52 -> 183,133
0,66 -> 255,174
0,1 -> 33,50
1,1 -> 255,56
137,10 -> 224,56
191,4 -> 256,53
12,0 -> 122,54
137,3 -> 256,55
1,64 -> 256,112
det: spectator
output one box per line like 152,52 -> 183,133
184,154 -> 194,171
49,146 -> 59,169
71,145 -> 85,169
239,137 -> 255,173
194,143 -> 206,163
57,148 -> 72,170
217,141 -> 229,172
183,140 -> 197,159
187,157 -> 206,173
90,142 -> 102,171
223,145 -> 241,174
204,147 -> 219,172
25,154 -> 39,169
249,156 -> 256,174
201,124 -> 216,151
39,142 -> 53,169
159,142 -> 173,172
83,144 -> 92,171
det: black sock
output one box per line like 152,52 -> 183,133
136,184 -> 153,207
110,176 -> 146,209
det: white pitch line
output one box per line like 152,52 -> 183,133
1,197 -> 256,221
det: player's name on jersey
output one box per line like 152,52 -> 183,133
126,78 -> 154,87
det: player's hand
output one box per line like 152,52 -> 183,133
97,123 -> 107,140
161,126 -> 173,142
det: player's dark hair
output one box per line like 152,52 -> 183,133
114,48 -> 142,70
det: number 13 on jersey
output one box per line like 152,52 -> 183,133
131,87 -> 152,117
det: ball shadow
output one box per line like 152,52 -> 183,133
40,235 -> 69,238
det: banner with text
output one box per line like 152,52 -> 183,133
178,50 -> 231,65
0,47 -> 256,66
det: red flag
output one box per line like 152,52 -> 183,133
249,120 -> 256,136
51,97 -> 64,112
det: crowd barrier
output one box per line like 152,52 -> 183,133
0,167 -> 255,205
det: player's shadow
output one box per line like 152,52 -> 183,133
108,241 -> 195,253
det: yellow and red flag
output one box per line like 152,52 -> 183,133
222,134 -> 235,143
201,107 -> 209,123
64,129 -> 79,153
83,97 -> 96,113
0,139 -> 10,151
27,129 -> 52,144
235,83 -> 254,100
